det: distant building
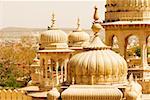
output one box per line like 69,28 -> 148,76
103,0 -> 150,81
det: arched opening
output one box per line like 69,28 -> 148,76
147,36 -> 150,65
126,35 -> 140,68
112,35 -> 119,53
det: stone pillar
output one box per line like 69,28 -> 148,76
105,33 -> 113,46
132,0 -> 136,6
39,58 -> 43,81
56,61 -> 59,85
64,59 -> 68,82
139,39 -> 148,69
51,59 -> 54,81
118,39 -> 127,59
136,0 -> 139,6
141,0 -> 144,6
146,0 -> 149,7
48,59 -> 52,80
40,58 -> 44,78
45,58 -> 48,79
129,0 -> 133,6
45,58 -> 49,86
60,62 -> 64,83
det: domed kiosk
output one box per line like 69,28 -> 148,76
40,14 -> 68,50
67,6 -> 128,85
61,6 -> 127,100
38,13 -> 73,90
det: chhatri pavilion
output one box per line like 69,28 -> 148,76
26,0 -> 150,100
27,7 -> 143,100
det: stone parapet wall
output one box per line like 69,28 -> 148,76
0,89 -> 32,100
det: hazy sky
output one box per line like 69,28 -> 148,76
0,0 -> 106,29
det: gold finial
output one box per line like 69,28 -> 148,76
76,17 -> 82,31
93,6 -> 99,21
50,13 -> 57,29
77,17 -> 80,29
74,17 -> 82,32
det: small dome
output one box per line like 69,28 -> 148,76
47,88 -> 60,100
68,18 -> 90,47
41,30 -> 67,43
40,14 -> 68,50
68,31 -> 90,47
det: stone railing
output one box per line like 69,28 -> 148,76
0,89 -> 32,100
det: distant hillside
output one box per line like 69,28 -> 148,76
0,27 -> 46,32
0,27 -> 105,41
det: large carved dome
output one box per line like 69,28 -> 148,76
69,48 -> 127,84
67,6 -> 128,85
105,0 -> 150,22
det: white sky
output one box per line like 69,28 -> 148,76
0,0 -> 106,29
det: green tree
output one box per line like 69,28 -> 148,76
135,46 -> 141,57
0,36 -> 37,88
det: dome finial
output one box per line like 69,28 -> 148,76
74,17 -> 82,32
50,13 -> 57,29
91,6 -> 103,33
77,17 -> 80,29
93,5 -> 99,22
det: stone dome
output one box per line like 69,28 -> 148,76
47,88 -> 60,100
41,30 -> 67,43
40,14 -> 68,50
68,29 -> 127,85
68,41 -> 127,84
68,18 -> 90,47
67,6 -> 128,85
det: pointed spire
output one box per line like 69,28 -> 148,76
83,6 -> 109,50
91,6 -> 102,33
93,6 -> 99,22
50,13 -> 57,29
74,17 -> 82,32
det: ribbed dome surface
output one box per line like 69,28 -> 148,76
41,30 -> 67,43
40,30 -> 68,49
68,31 -> 90,47
68,18 -> 90,47
68,49 -> 127,84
